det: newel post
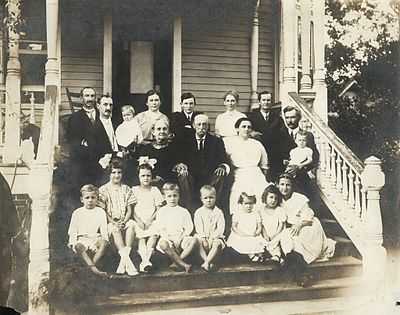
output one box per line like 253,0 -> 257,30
360,156 -> 387,297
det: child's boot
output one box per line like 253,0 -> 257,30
124,247 -> 139,276
117,249 -> 127,274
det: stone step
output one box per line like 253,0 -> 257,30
89,276 -> 362,314
66,256 -> 361,297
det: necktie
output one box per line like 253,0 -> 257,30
198,139 -> 204,151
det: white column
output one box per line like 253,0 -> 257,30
4,0 -> 21,163
103,10 -> 112,95
28,2 -> 59,314
300,0 -> 312,92
312,0 -> 328,122
280,0 -> 297,105
172,16 -> 182,112
360,156 -> 387,300
250,0 -> 260,110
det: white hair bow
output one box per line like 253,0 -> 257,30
138,156 -> 157,169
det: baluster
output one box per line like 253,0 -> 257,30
325,143 -> 331,178
348,170 -> 355,208
361,188 -> 367,221
330,147 -> 336,187
29,92 -> 36,124
317,134 -> 325,173
336,155 -> 342,192
355,175 -> 361,217
342,162 -> 349,200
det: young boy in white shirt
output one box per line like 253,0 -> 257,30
155,183 -> 197,273
285,130 -> 313,176
194,185 -> 226,271
68,184 -> 109,276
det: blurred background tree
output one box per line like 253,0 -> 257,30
326,0 -> 399,245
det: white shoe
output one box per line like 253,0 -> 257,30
125,257 -> 139,276
139,261 -> 146,273
116,258 -> 126,274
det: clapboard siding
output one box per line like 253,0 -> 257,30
60,51 -> 103,115
182,0 -> 274,131
258,0 -> 275,94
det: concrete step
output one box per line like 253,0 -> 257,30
90,276 -> 362,314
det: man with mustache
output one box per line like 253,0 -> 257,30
67,89 -> 119,189
279,106 -> 319,198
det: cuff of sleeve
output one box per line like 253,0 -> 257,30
221,163 -> 230,175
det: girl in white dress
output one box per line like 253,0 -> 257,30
214,90 -> 246,138
227,193 -> 268,262
224,117 -> 271,214
131,163 -> 164,272
259,185 -> 286,264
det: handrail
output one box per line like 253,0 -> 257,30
288,92 -> 364,175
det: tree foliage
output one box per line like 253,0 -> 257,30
326,0 -> 400,242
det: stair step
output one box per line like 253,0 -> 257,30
91,276 -> 362,314
77,256 -> 361,295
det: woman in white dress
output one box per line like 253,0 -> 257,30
135,89 -> 169,143
214,90 -> 246,138
278,173 -> 336,287
224,117 -> 271,214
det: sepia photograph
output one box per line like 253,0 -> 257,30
0,0 -> 399,314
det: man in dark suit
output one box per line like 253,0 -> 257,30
177,114 -> 230,212
169,92 -> 202,139
280,105 -> 319,197
67,89 -> 118,188
248,91 -> 285,181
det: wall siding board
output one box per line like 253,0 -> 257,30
182,0 -> 274,130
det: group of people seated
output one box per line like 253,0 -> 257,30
66,87 -> 335,287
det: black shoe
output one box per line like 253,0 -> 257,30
296,274 -> 313,288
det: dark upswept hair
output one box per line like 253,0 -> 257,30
261,184 -> 282,206
238,192 -> 256,204
106,157 -> 124,174
145,89 -> 162,104
278,172 -> 294,184
234,117 -> 252,129
223,90 -> 239,102
181,92 -> 196,104
257,90 -> 273,101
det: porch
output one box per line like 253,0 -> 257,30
0,0 -> 390,314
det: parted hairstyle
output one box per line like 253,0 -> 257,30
181,92 -> 196,104
145,89 -> 161,103
234,117 -> 252,129
80,184 -> 99,196
223,90 -> 239,102
258,90 -> 273,101
261,184 -> 282,206
238,192 -> 257,204
162,182 -> 180,194
121,104 -> 136,115
200,185 -> 216,197
137,163 -> 154,175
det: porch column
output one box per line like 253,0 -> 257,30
312,0 -> 328,122
4,0 -> 21,163
250,0 -> 260,110
28,1 -> 59,314
103,9 -> 112,95
172,16 -> 182,112
280,0 -> 297,104
299,0 -> 312,92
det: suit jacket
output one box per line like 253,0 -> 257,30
0,171 -> 18,239
169,111 -> 202,138
66,109 -> 116,163
247,109 -> 285,178
180,130 -> 228,185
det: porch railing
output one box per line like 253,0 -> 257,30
288,92 -> 386,265
0,85 -> 45,159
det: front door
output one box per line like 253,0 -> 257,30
112,3 -> 173,122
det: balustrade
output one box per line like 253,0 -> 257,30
288,92 -> 385,258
